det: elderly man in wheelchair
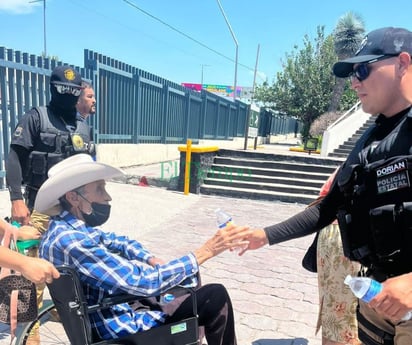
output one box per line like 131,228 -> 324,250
33,154 -> 251,345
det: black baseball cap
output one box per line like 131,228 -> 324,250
50,65 -> 82,88
333,27 -> 412,78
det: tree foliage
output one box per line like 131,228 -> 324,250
334,11 -> 365,59
328,12 -> 365,112
254,25 -> 358,138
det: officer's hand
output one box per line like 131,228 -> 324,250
369,272 -> 412,322
238,228 -> 269,256
11,200 -> 31,225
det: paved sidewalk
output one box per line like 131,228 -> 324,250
0,182 -> 321,345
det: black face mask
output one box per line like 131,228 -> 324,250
77,193 -> 111,226
50,85 -> 79,121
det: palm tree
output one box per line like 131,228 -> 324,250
328,12 -> 365,112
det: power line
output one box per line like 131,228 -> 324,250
121,0 -> 254,72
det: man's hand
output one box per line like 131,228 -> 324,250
237,228 -> 269,255
194,225 -> 251,265
148,257 -> 165,267
20,256 -> 60,284
369,273 -> 412,322
17,225 -> 41,241
11,199 -> 31,225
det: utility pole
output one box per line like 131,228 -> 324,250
244,44 -> 260,150
200,64 -> 210,86
216,0 -> 238,101
30,0 -> 47,56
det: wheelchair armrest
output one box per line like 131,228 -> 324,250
100,273 -> 199,307
100,285 -> 195,307
97,285 -> 197,317
100,294 -> 138,308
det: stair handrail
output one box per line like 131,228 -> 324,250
320,101 -> 370,157
327,101 -> 362,131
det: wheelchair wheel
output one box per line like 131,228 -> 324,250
16,301 -> 70,345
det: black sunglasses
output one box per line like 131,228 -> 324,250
348,54 -> 399,82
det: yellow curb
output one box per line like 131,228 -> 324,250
178,146 -> 219,153
289,147 -> 321,154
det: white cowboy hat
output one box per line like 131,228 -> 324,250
34,154 -> 124,215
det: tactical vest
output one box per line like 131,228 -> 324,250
24,106 -> 95,208
337,109 -> 412,279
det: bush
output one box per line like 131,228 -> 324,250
309,111 -> 342,137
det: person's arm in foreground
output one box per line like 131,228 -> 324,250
0,246 -> 60,284
369,273 -> 412,322
238,186 -> 340,255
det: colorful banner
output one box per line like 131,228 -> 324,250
182,83 -> 244,98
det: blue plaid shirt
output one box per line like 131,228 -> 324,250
39,211 -> 199,339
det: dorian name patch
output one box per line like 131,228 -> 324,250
376,159 -> 410,194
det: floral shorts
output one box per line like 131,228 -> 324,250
316,223 -> 361,345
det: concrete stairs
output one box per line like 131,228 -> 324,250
200,149 -> 344,205
327,116 -> 375,159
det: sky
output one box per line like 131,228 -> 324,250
0,0 -> 411,89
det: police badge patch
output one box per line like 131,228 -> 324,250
376,159 -> 410,194
13,126 -> 23,138
71,133 -> 84,151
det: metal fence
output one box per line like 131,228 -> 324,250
258,109 -> 301,137
77,49 -> 250,144
0,46 -> 299,188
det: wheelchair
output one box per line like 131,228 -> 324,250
16,266 -> 199,345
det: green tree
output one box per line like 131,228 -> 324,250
328,11 -> 365,112
255,26 -> 337,138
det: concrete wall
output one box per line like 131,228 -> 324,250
96,138 -> 257,168
320,107 -> 370,157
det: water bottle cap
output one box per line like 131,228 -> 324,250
344,275 -> 352,286
163,293 -> 175,303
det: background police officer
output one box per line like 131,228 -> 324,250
238,27 -> 412,345
6,65 -> 94,227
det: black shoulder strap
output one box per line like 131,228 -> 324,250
338,125 -> 377,187
32,106 -> 49,133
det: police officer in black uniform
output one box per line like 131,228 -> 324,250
6,65 -> 95,227
240,27 -> 412,345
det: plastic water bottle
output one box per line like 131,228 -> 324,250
215,208 -> 233,229
214,208 -> 247,252
344,275 -> 382,302
344,275 -> 412,321
160,293 -> 175,305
